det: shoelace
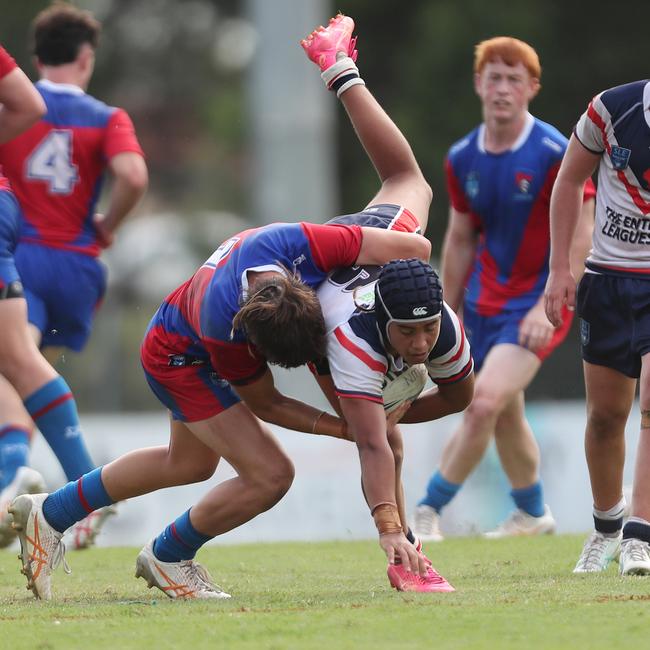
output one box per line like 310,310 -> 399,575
577,534 -> 612,570
50,540 -> 72,575
180,561 -> 225,594
624,539 -> 650,563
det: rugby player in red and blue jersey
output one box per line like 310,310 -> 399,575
0,43 -> 98,552
9,14 -> 433,600
414,37 -> 595,542
0,3 -> 147,551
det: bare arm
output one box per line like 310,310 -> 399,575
399,373 -> 474,423
545,136 -> 600,326
441,208 -> 478,312
0,67 -> 45,144
339,397 -> 425,574
356,227 -> 431,265
94,152 -> 148,247
339,84 -> 432,230
569,196 -> 595,283
234,368 -> 349,440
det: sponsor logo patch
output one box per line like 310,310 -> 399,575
610,146 -> 631,170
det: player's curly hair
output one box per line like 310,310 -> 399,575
32,2 -> 101,66
233,274 -> 326,369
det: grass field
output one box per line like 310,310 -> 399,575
1,535 -> 649,650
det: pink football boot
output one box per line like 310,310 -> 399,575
387,547 -> 455,593
300,13 -> 358,71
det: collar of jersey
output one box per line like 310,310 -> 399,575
37,79 -> 85,96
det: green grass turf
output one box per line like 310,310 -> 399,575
1,535 -> 649,650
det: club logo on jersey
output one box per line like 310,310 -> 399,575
465,172 -> 479,199
610,146 -> 631,171
413,306 -> 428,316
353,283 -> 376,311
515,171 -> 533,194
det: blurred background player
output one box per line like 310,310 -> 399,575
545,80 -> 650,575
8,14 -> 434,601
0,2 -> 147,549
313,256 -> 474,591
413,37 -> 595,541
0,42 -> 102,555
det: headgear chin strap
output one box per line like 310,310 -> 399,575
375,258 -> 443,346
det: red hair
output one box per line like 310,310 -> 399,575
474,37 -> 541,79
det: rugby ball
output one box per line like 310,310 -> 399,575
382,364 -> 428,413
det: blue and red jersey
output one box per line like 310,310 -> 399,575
141,221 -> 363,385
0,45 -> 17,194
0,79 -> 143,257
446,113 -> 596,316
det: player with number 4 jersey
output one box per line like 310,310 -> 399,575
0,3 -> 147,551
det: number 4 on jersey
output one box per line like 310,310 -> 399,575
27,130 -> 79,194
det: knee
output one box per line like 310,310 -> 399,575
251,456 -> 295,507
587,404 -> 629,440
463,392 -> 502,433
170,455 -> 219,485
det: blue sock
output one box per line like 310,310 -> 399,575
42,467 -> 113,533
153,509 -> 212,562
511,481 -> 545,518
418,470 -> 461,513
0,426 -> 30,490
23,377 -> 95,481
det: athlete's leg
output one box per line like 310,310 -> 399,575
417,345 -> 539,518
583,361 -> 634,512
494,391 -> 540,490
440,344 -> 540,484
302,16 -> 431,230
629,353 -> 650,523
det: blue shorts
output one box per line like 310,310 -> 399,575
577,272 -> 650,378
463,302 -> 572,372
14,243 -> 107,351
0,190 -> 22,294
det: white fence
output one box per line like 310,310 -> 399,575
29,401 -> 641,547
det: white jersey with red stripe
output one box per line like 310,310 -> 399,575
316,265 -> 473,404
575,80 -> 650,274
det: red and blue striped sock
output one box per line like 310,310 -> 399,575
23,376 -> 94,481
153,509 -> 212,562
42,467 -> 113,533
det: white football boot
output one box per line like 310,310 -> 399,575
619,538 -> 650,576
573,531 -> 621,573
0,467 -> 46,548
135,540 -> 231,599
412,504 -> 444,542
483,505 -> 556,539
9,493 -> 70,600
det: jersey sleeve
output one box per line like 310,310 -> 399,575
104,108 -> 144,159
574,96 -> 606,154
203,338 -> 268,386
327,324 -> 387,403
445,156 -> 471,213
300,222 -> 363,271
425,305 -> 474,385
0,46 -> 17,79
